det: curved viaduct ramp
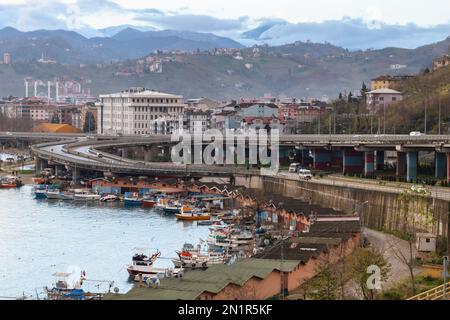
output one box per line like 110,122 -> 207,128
30,134 -> 450,178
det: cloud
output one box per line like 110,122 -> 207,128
241,18 -> 450,49
0,0 -> 449,50
135,13 -> 248,32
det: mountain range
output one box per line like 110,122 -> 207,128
0,26 -> 244,65
0,25 -> 449,100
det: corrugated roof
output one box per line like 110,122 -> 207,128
106,259 -> 300,300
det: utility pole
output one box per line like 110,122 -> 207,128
278,202 -> 285,299
358,201 -> 368,247
424,90 -> 428,134
317,109 -> 321,135
438,96 -> 441,135
333,109 -> 336,134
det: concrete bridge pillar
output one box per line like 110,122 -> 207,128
162,145 -> 171,157
72,167 -> 80,184
35,158 -> 47,175
312,149 -> 331,170
396,152 -> 406,178
120,148 -> 129,159
55,165 -> 61,177
364,151 -> 375,176
143,146 -> 152,162
342,150 -> 364,174
406,151 -> 418,182
435,152 -> 447,178
376,151 -> 385,171
331,150 -> 343,170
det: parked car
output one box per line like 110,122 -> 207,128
288,163 -> 302,173
299,169 -> 313,180
409,131 -> 423,136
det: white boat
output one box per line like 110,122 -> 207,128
172,247 -> 229,268
45,190 -> 62,200
99,194 -> 118,202
59,192 -> 75,200
126,249 -> 161,277
73,190 -> 101,201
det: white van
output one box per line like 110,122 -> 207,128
298,169 -> 313,180
289,163 -> 301,173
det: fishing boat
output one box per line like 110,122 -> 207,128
44,271 -> 87,300
45,189 -> 62,200
124,192 -> 142,206
126,249 -> 161,277
171,243 -> 229,268
162,201 -> 182,214
0,176 -> 23,188
73,190 -> 101,201
59,191 -> 75,200
99,194 -> 118,202
176,207 -> 210,221
142,195 -> 157,208
34,185 -> 48,199
153,197 -> 170,211
44,271 -> 112,300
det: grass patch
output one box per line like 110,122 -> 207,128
381,275 -> 444,300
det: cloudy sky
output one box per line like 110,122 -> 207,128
1,0 -> 450,49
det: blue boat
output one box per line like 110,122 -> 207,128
124,192 -> 142,206
34,185 -> 48,199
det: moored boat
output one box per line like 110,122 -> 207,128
99,194 -> 118,202
73,190 -> 101,201
142,196 -> 157,208
45,190 -> 62,200
175,207 -> 211,221
124,192 -> 142,206
0,176 -> 23,188
126,249 -> 161,277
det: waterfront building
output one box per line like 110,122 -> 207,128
96,87 -> 185,135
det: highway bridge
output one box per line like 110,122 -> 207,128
18,132 -> 449,182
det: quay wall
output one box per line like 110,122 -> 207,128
236,175 -> 449,240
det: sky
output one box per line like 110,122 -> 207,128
1,0 -> 450,49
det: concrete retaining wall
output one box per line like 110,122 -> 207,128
238,175 -> 449,239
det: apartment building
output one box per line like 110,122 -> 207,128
96,87 -> 185,135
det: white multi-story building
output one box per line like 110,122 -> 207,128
96,87 -> 185,135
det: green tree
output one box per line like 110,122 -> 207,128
309,262 -> 340,299
346,247 -> 391,300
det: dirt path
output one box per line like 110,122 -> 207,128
365,228 -> 423,290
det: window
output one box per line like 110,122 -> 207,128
426,238 -> 430,243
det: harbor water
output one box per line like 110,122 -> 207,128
0,185 -> 210,298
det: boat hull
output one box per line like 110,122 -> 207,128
124,199 -> 142,206
163,207 -> 180,214
142,200 -> 156,207
176,214 -> 211,221
0,184 -> 19,188
35,192 -> 47,199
